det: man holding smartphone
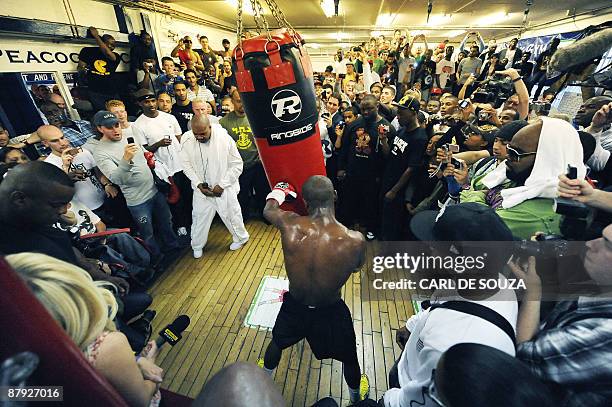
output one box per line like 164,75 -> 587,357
40,124 -> 117,223
93,110 -> 180,263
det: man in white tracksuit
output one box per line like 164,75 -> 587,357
180,114 -> 249,258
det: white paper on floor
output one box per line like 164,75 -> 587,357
244,276 -> 289,330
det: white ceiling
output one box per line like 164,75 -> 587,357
164,0 -> 611,49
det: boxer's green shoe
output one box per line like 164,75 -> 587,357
360,373 -> 370,400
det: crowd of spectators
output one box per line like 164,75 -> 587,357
0,25 -> 611,407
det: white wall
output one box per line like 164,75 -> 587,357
0,0 -> 235,73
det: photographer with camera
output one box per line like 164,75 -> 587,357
136,58 -> 160,94
461,68 -> 529,120
509,223 -> 612,406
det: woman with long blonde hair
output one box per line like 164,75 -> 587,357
6,253 -> 163,407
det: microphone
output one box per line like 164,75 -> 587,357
548,28 -> 612,74
155,315 -> 190,348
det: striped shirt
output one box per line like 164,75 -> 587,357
517,297 -> 612,406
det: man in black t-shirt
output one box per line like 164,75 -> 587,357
380,95 -> 427,240
78,27 -> 121,111
338,95 -> 394,239
171,81 -> 193,133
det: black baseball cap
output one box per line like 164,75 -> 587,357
134,88 -> 156,101
392,94 -> 420,112
410,203 -> 514,242
495,120 -> 528,142
461,123 -> 498,145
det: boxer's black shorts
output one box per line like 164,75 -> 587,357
271,291 -> 358,364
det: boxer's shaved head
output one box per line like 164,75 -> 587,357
193,362 -> 284,407
192,115 -> 212,143
302,175 -> 334,211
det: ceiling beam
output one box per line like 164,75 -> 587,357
286,25 -> 524,30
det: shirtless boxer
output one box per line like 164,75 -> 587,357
259,175 -> 369,403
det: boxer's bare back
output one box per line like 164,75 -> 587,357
265,201 -> 366,307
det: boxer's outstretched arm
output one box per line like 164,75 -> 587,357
263,200 -> 298,229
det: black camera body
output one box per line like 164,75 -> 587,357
531,101 -> 551,116
472,74 -> 515,108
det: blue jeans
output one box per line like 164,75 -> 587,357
128,192 -> 179,259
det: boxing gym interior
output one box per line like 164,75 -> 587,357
1,0 -> 612,406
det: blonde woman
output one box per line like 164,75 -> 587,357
6,253 -> 162,407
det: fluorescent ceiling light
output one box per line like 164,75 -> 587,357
445,30 -> 466,38
225,0 -> 256,15
475,12 -> 510,26
330,31 -> 350,40
375,13 -> 396,26
427,14 -> 452,26
306,43 -> 321,49
321,0 -> 336,18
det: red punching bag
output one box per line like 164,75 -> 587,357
232,29 -> 326,215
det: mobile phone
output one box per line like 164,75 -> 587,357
566,165 -> 577,180
66,147 -> 82,156
443,143 -> 460,153
458,99 -> 470,109
451,158 -> 463,168
127,137 -> 135,144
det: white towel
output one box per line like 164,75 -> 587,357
482,117 -> 586,209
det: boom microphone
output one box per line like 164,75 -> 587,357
548,28 -> 612,74
155,315 -> 190,348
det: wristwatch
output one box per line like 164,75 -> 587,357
512,76 -> 523,83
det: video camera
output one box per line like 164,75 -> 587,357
472,74 -> 515,108
530,101 -> 552,116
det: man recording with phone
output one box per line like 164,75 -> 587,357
39,124 -> 118,224
93,110 -> 180,264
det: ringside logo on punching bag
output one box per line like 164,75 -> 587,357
271,89 -> 302,122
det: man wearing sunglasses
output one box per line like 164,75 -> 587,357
459,117 -> 586,239
171,36 -> 204,72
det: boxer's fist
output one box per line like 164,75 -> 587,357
267,182 -> 297,205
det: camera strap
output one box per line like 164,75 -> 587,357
429,300 -> 516,345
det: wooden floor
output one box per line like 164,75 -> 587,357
149,219 -> 415,406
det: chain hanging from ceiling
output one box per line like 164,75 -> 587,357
236,0 -> 299,48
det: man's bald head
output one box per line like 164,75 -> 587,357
575,95 -> 612,127
191,115 -> 212,143
511,120 -> 541,153
505,120 -> 542,185
37,124 -> 63,142
49,93 -> 66,110
302,175 -> 335,212
193,362 -> 284,407
37,125 -> 70,154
